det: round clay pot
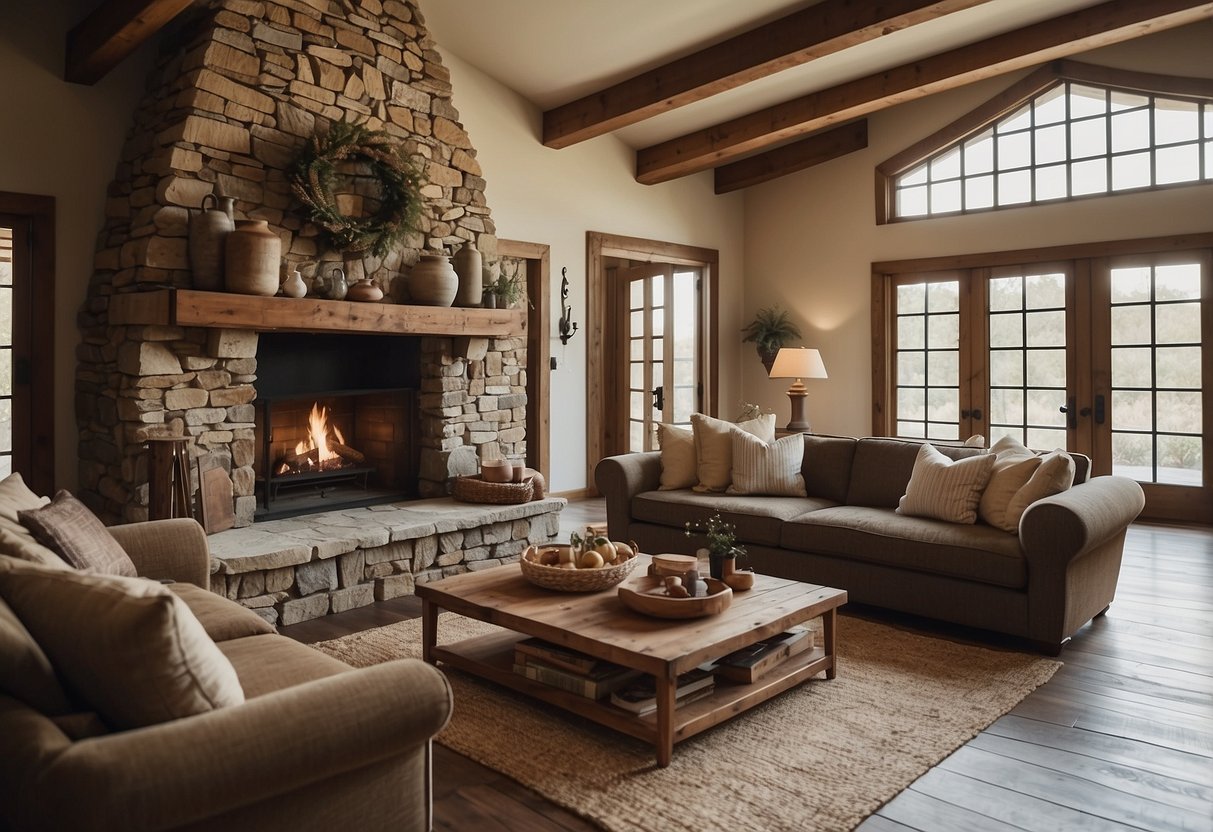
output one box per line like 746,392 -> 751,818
346,278 -> 384,302
481,458 -> 513,483
452,241 -> 482,307
407,255 -> 458,307
225,220 -> 281,296
189,193 -> 234,291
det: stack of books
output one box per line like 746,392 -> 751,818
609,668 -> 716,716
713,627 -> 812,684
512,638 -> 641,700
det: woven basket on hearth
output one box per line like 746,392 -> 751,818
452,475 -> 534,505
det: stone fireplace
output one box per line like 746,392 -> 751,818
74,0 -> 528,528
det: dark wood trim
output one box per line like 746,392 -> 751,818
714,120 -> 869,194
541,0 -> 989,149
499,239 -> 551,486
65,0 -> 193,85
0,192 -> 55,495
635,0 -> 1213,184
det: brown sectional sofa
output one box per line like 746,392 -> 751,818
596,435 -> 1146,654
0,518 -> 452,832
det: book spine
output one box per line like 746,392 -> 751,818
514,643 -> 598,675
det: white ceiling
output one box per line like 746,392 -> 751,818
420,0 -> 1108,150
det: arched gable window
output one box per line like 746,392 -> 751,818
876,61 -> 1213,223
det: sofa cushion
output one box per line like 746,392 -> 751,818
979,436 -> 1041,532
0,473 -> 49,524
169,582 -> 277,642
898,444 -> 996,524
691,413 -> 776,492
19,491 -> 137,577
633,489 -> 837,547
0,594 -> 74,715
727,431 -> 807,496
781,506 -> 1026,588
0,559 -> 245,730
802,434 -> 857,503
218,633 -> 350,699
1006,450 -> 1076,524
0,527 -> 69,569
657,423 -> 697,490
846,437 -> 983,508
0,475 -> 66,569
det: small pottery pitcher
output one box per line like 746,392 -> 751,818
280,268 -> 308,298
224,219 -> 281,296
325,267 -> 349,301
346,278 -> 384,302
188,193 -> 235,291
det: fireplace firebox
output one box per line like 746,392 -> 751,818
253,333 -> 422,520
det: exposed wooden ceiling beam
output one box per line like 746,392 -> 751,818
541,0 -> 994,149
714,120 -> 868,194
636,0 -> 1213,185
66,0 -> 193,85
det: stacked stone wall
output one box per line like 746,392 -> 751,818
75,0 -> 524,524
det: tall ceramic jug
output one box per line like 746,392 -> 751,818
224,220 -> 281,296
452,241 -> 482,307
188,193 -> 235,291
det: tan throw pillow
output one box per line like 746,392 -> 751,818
0,595 -> 75,715
898,443 -> 996,524
691,413 -> 776,492
728,431 -> 807,497
0,472 -> 49,525
978,435 -> 1042,532
18,490 -> 136,577
1005,449 -> 1076,528
657,423 -> 697,490
0,527 -> 71,569
0,559 -> 245,731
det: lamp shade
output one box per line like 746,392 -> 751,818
769,347 -> 827,380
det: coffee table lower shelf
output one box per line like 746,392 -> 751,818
430,630 -> 832,759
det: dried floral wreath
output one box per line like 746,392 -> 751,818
289,120 -> 425,258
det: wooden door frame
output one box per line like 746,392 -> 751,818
586,232 -> 719,494
499,239 -> 550,485
0,191 -> 55,495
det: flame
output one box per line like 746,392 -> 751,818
295,403 -> 341,462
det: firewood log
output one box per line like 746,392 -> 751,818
332,442 -> 365,463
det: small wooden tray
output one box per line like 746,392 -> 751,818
618,576 -> 732,619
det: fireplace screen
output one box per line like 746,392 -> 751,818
270,402 -> 373,496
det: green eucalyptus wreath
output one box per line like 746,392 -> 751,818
289,120 -> 425,258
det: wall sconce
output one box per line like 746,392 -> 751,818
558,267 -> 578,345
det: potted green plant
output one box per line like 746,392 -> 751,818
684,513 -> 746,580
742,305 -> 801,372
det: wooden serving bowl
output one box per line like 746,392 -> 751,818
618,576 -> 732,619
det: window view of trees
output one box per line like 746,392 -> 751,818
895,280 -> 960,441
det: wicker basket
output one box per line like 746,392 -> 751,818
519,546 -> 639,592
452,475 -> 534,505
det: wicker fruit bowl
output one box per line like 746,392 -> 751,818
519,543 -> 639,592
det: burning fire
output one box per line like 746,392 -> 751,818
276,403 -> 354,475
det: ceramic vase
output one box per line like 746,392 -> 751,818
224,220 -> 281,296
188,193 -> 235,291
407,254 -> 458,306
347,278 -> 384,302
325,267 -> 349,300
452,241 -> 482,307
280,268 -> 308,298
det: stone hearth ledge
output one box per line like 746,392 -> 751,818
206,496 -> 565,626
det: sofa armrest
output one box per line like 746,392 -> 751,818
594,452 -> 661,539
107,518 -> 210,588
1019,475 -> 1145,565
5,658 -> 452,832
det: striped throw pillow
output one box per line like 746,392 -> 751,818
897,443 -> 996,524
727,431 -> 807,497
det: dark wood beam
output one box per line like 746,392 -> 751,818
714,120 -> 868,193
636,0 -> 1213,185
65,0 -> 193,85
541,0 -> 993,149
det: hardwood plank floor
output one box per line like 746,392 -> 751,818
281,507 -> 1213,832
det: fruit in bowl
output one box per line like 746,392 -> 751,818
519,534 -> 640,591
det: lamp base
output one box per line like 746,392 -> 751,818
785,386 -> 810,433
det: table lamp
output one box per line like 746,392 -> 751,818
769,347 -> 828,431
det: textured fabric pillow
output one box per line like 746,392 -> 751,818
0,594 -> 75,715
897,443 -> 996,524
19,490 -> 136,577
691,412 -> 776,492
0,527 -> 70,569
657,423 -> 697,490
0,473 -> 65,568
978,435 -> 1043,532
1005,449 -> 1076,527
728,431 -> 807,496
0,559 -> 244,731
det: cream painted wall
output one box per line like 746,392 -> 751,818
0,0 -> 153,490
742,22 -> 1213,438
436,49 -> 747,493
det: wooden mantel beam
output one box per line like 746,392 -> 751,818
636,0 -> 1213,185
66,0 -> 193,85
541,0 -> 993,149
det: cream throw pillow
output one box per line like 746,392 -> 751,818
727,431 -> 807,496
691,413 -> 776,492
1005,449 -> 1075,527
657,424 -> 697,490
898,443 -> 996,524
978,435 -> 1042,532
0,473 -> 66,569
0,559 -> 245,731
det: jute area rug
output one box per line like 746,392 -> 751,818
313,614 -> 1059,832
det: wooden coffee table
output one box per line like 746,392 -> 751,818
417,554 -> 847,767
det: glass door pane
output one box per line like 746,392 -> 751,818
893,278 -> 961,440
